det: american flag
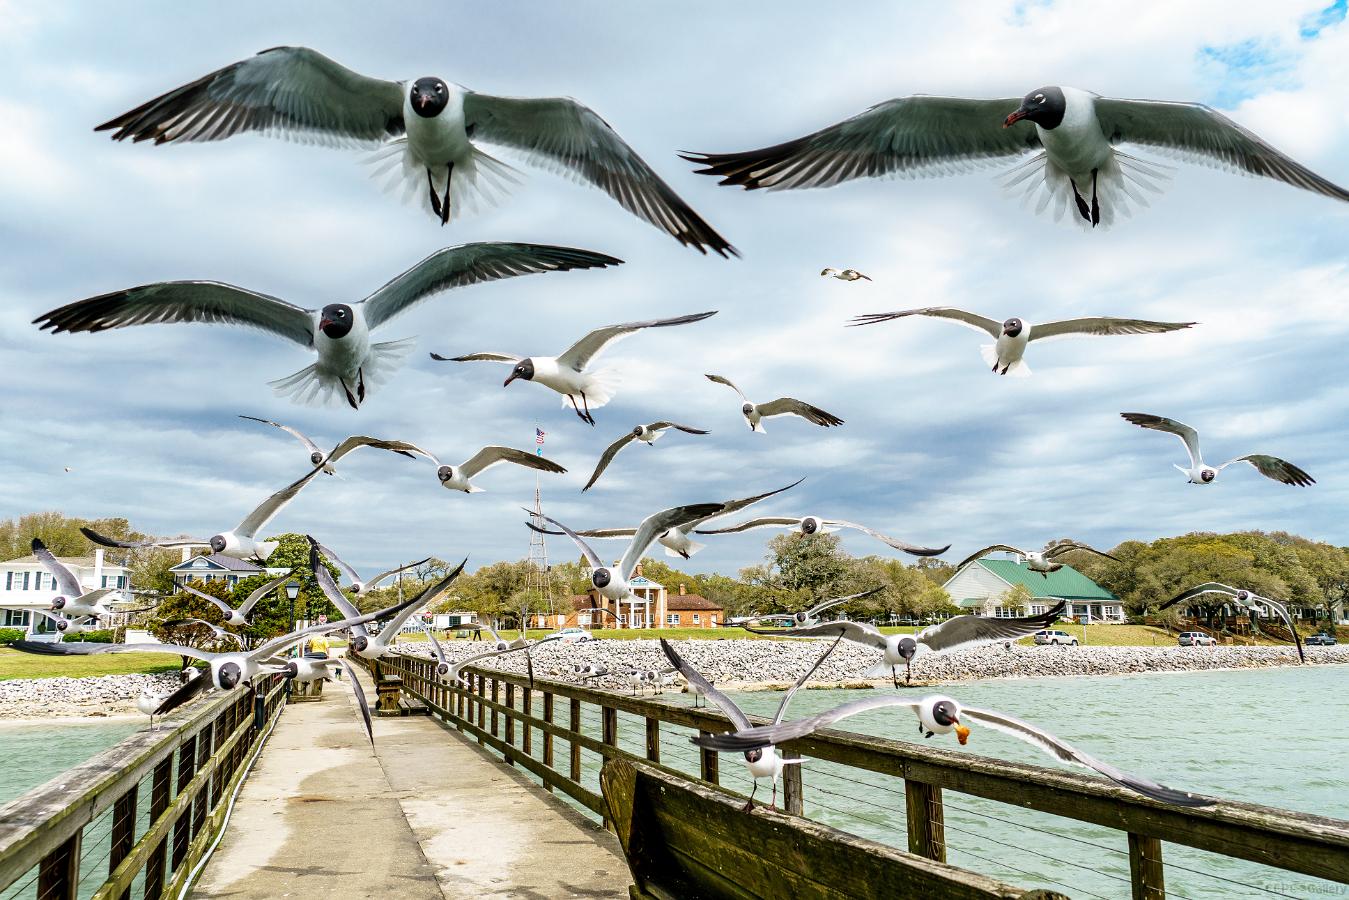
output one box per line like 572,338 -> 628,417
535,426 -> 546,456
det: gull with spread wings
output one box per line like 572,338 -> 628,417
956,541 -> 1118,577
1121,413 -> 1314,487
697,514 -> 948,558
1161,583 -> 1305,663
705,374 -> 843,432
582,421 -> 710,491
35,242 -> 620,409
314,543 -> 432,596
178,574 -> 293,628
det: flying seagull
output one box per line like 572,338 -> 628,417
849,308 -> 1194,377
1160,583 -> 1305,663
956,541 -> 1118,576
178,574 -> 293,627
1120,413 -> 1314,487
704,374 -> 843,432
528,502 -> 725,606
533,479 -> 804,560
411,444 -> 567,493
29,539 -> 126,618
746,602 -> 1065,685
95,46 -> 736,254
10,597 -> 417,718
239,415 -> 417,473
820,268 -> 871,282
751,589 -> 884,628
696,515 -> 949,557
0,607 -> 100,636
80,434 -> 424,560
693,693 -> 1210,807
35,242 -> 621,409
309,539 -> 465,662
662,636 -> 841,810
582,421 -> 710,491
439,624 -> 550,687
159,618 -> 245,648
313,544 -> 432,596
683,86 -> 1349,228
435,311 -> 717,425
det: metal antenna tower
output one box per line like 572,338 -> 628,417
524,476 -> 554,633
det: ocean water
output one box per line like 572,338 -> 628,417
0,719 -> 140,807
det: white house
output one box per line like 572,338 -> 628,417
169,553 -> 289,589
942,558 -> 1125,624
0,548 -> 133,638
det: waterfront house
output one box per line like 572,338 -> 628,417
169,553 -> 288,590
0,548 -> 132,638
943,558 -> 1124,623
532,571 -> 724,630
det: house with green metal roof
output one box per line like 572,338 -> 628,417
943,558 -> 1125,624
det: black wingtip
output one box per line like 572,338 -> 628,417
30,537 -> 45,553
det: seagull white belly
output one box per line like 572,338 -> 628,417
1038,94 -> 1113,177
403,93 -> 474,169
314,332 -> 369,380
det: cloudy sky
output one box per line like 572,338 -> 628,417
2,1 -> 1348,577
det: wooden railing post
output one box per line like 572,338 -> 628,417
569,699 -> 582,783
476,674 -> 486,741
1128,832 -> 1166,900
110,784 -> 137,900
36,830 -> 80,900
543,692 -> 555,787
522,687 -> 533,757
782,750 -> 804,816
504,683 -> 516,765
144,756 -> 173,898
905,780 -> 946,863
699,732 -> 719,785
602,706 -> 618,754
172,735 -> 198,870
645,718 -> 660,763
491,678 -> 500,739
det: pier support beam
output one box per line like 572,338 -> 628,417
905,780 -> 945,863
1128,832 -> 1166,900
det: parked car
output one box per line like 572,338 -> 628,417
1178,632 -> 1217,647
554,627 -> 595,645
1033,629 -> 1079,646
1305,633 -> 1338,646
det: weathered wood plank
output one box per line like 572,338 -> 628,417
1128,832 -> 1165,900
570,699 -> 583,783
781,749 -> 804,817
543,692 -> 555,786
645,718 -> 660,764
906,779 -> 946,862
36,829 -> 80,900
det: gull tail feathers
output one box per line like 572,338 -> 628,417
557,368 -> 621,410
268,338 -> 415,407
366,140 -> 522,222
980,344 -> 1030,376
998,151 -> 1172,230
664,539 -> 707,559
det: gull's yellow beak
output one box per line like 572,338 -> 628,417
954,723 -> 971,745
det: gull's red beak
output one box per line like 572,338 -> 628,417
1003,108 -> 1029,128
319,317 -> 333,330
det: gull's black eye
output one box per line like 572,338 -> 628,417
436,84 -> 444,93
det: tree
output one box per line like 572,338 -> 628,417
763,532 -> 849,597
997,583 -> 1034,614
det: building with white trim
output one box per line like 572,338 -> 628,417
0,548 -> 132,638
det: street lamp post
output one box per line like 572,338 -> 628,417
285,580 -> 301,635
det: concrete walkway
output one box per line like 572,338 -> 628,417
193,666 -> 630,899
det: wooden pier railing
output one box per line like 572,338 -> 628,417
0,676 -> 285,900
365,651 -> 1349,900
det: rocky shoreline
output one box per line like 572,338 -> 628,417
3,641 -> 1345,719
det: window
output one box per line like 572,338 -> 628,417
692,614 -> 701,624
1030,604 -> 1046,616
4,572 -> 10,590
667,614 -> 680,625
3,610 -> 29,627
21,572 -> 30,591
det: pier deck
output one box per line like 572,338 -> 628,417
192,667 -> 628,899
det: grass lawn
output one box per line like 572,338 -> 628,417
0,648 -> 186,681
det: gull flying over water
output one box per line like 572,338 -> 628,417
1161,583 -> 1305,663
849,308 -> 1194,377
697,514 -> 949,558
435,311 -> 717,425
96,46 -> 736,254
35,242 -> 620,409
534,479 -> 804,560
694,693 -> 1210,807
582,421 -> 710,491
1121,413 -> 1314,487
179,574 -> 292,627
683,85 -> 1349,228
956,541 -> 1118,576
662,637 -> 842,810
705,374 -> 843,432
747,602 -> 1065,685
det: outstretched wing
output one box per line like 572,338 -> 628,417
1043,542 -> 1118,562
341,658 -> 375,744
757,398 -> 844,427
659,639 -> 751,731
153,672 -> 211,717
324,435 -> 437,467
773,636 -> 844,724
236,574 -> 296,618
361,243 -> 623,330
363,557 -> 434,592
315,542 -> 362,585
235,464 -> 327,538
954,545 -> 1026,570
1029,318 -> 1195,342
30,539 -> 83,599
1120,413 -> 1202,470
695,695 -> 921,752
848,307 -> 1000,338
962,706 -> 1211,806
558,312 -> 718,372
704,373 -> 748,401
9,639 -> 211,661
802,588 -> 883,620
621,503 -> 726,578
1218,454 -> 1315,487
582,431 -> 638,492
178,583 -> 238,618
420,621 -> 448,666
526,513 -> 604,569
34,282 -> 315,348
79,527 -> 205,551
463,93 -> 737,256
309,541 -> 368,639
650,422 -> 710,435
239,415 -> 324,456
430,352 -> 520,364
459,446 -> 566,479
683,96 -> 1034,190
1094,97 -> 1349,202
744,619 -> 888,651
380,561 -> 466,635
688,478 -> 806,530
915,602 -> 1065,653
825,520 -> 950,557
695,516 -> 802,535
1158,582 -> 1239,611
96,46 -> 405,146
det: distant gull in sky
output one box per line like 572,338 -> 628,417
696,514 -> 949,557
582,421 -> 711,491
704,374 -> 843,432
820,268 -> 871,282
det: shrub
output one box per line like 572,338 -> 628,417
65,629 -> 116,643
0,628 -> 25,646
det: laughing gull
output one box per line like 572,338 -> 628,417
178,574 -> 292,627
693,693 -> 1210,807
528,502 -> 725,606
1121,413 -> 1315,487
439,624 -> 555,687
0,607 -> 99,636
684,86 -> 1349,228
535,479 -> 803,560
159,618 -> 245,648
750,589 -> 884,628
662,636 -> 841,810
314,543 -> 432,595
310,540 -> 465,662
820,268 -> 871,282
35,243 -> 620,409
746,602 -> 1065,685
137,668 -> 201,730
10,597 -> 416,717
1161,583 -> 1305,663
582,421 -> 711,491
29,539 -> 131,619
96,46 -> 735,254
696,515 -> 949,557
411,444 -> 567,493
849,308 -> 1194,377
239,415 -> 417,473
956,541 -> 1118,576
705,374 -> 843,432
434,311 -> 717,425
